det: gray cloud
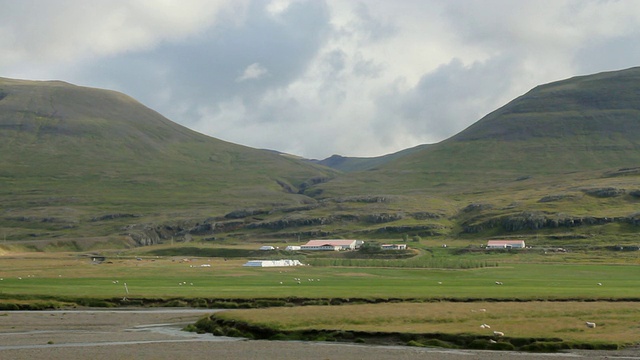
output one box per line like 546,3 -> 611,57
3,0 -> 640,159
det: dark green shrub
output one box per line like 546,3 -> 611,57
406,340 -> 425,347
193,316 -> 217,333
519,341 -> 567,352
422,338 -> 456,348
487,341 -> 516,351
468,339 -> 489,349
0,303 -> 20,310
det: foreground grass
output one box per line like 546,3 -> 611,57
198,301 -> 638,351
214,302 -> 639,344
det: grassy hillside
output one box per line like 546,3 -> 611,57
297,67 -> 640,241
310,144 -> 430,172
0,78 -> 336,241
2,67 -> 640,247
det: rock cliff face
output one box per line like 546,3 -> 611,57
462,212 -> 639,234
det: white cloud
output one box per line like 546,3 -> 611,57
236,62 -> 269,82
0,0 -> 239,67
3,0 -> 640,159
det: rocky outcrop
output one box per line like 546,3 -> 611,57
538,194 -> 576,203
329,195 -> 396,203
462,203 -> 493,212
224,209 -> 268,219
583,187 -> 626,197
372,224 -> 445,236
411,211 -> 443,219
463,211 -> 635,233
363,213 -> 404,224
91,213 -> 138,221
246,215 -> 332,230
123,224 -> 165,246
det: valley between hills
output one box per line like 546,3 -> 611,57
1,67 -> 640,251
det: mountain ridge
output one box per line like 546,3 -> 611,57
2,67 -> 640,247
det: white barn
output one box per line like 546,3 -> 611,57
243,259 -> 304,267
301,239 -> 360,251
381,244 -> 407,250
486,240 -> 526,249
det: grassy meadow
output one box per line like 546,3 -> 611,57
1,248 -> 639,300
1,244 -> 639,350
214,301 -> 640,345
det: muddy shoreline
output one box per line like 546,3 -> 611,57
1,309 -> 639,359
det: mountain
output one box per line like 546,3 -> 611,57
0,77 -> 336,243
300,67 -> 640,241
2,67 -> 640,248
312,67 -> 640,195
310,144 -> 430,172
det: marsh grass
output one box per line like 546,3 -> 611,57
215,301 -> 640,345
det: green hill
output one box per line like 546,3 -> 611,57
2,67 -> 640,249
310,144 -> 430,172
0,78 -> 336,243
300,67 -> 640,242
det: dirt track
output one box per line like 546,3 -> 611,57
1,309 -> 639,360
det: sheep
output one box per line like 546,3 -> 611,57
586,321 -> 596,328
495,281 -> 503,285
493,331 -> 504,337
597,282 -> 602,286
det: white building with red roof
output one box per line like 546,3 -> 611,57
301,239 -> 361,251
486,240 -> 526,249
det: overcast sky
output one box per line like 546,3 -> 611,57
3,0 -> 640,159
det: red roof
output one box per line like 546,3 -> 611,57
487,240 -> 525,244
304,239 -> 356,246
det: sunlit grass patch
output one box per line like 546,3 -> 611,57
215,301 -> 640,344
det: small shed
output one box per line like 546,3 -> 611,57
243,259 -> 304,267
381,244 -> 407,250
486,240 -> 526,249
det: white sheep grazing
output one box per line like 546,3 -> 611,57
586,321 -> 596,328
493,331 -> 504,337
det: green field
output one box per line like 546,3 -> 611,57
1,250 -> 638,300
1,245 -> 639,351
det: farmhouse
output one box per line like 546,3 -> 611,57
243,259 -> 304,267
301,239 -> 362,251
381,244 -> 407,250
486,240 -> 526,249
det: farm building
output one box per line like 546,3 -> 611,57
259,246 -> 275,251
486,240 -> 526,249
301,239 -> 362,251
285,245 -> 301,251
243,259 -> 304,267
381,244 -> 407,250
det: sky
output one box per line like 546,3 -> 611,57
3,0 -> 640,159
